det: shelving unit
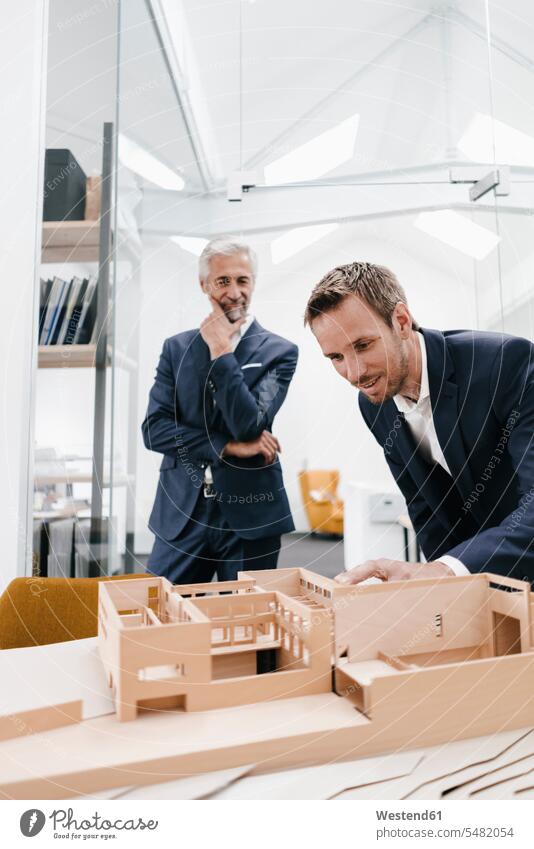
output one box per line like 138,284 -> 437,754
35,122 -> 136,578
41,220 -> 100,263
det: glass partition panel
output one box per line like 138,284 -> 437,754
34,0 -> 119,578
116,0 -> 506,564
486,0 -> 534,338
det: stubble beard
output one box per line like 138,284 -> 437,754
363,342 -> 409,406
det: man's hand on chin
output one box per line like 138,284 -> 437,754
334,558 -> 455,585
200,297 -> 246,359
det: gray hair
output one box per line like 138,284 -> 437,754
198,236 -> 258,281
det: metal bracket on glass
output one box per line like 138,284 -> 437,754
449,165 -> 510,201
227,170 -> 257,201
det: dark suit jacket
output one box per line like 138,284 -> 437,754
142,319 -> 298,541
359,327 -> 534,582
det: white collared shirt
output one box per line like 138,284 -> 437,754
392,332 -> 468,576
231,313 -> 254,351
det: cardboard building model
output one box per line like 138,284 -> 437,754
98,567 -> 534,745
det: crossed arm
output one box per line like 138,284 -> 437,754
141,338 -> 298,466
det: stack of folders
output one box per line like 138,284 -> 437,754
46,518 -> 75,578
38,275 -> 98,345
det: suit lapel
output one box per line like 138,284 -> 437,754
189,319 -> 267,425
189,330 -> 215,421
390,405 -> 448,512
234,318 -> 268,366
190,328 -> 211,372
422,328 -> 477,512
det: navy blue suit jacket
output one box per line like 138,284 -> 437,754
359,327 -> 534,581
142,319 -> 297,541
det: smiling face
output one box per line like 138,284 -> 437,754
200,251 -> 255,322
311,295 -> 415,404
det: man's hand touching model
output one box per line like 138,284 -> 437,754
335,558 -> 454,585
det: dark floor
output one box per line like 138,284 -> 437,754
277,532 -> 344,578
129,532 -> 344,580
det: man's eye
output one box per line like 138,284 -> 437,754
355,342 -> 369,351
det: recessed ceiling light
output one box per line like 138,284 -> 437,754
170,236 -> 208,256
458,112 -> 534,166
118,133 -> 185,191
264,114 -> 360,185
271,223 -> 339,264
414,210 -> 500,260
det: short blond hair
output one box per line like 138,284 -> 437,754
304,261 -> 419,330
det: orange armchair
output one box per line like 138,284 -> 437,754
0,573 -> 148,650
298,470 -> 344,536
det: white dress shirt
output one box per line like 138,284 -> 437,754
392,332 -> 469,576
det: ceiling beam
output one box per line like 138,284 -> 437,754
451,8 -> 534,75
243,11 -> 434,172
140,171 -> 534,239
145,0 -> 222,192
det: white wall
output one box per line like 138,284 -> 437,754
0,2 -> 49,586
133,220 -> 479,553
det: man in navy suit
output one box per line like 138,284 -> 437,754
305,261 -> 534,586
142,237 -> 297,584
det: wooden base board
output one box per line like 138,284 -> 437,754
2,687 -> 534,800
0,638 -> 114,732
0,700 -> 81,742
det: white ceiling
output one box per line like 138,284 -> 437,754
44,0 -> 534,292
46,0 -> 534,186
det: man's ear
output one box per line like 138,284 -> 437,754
394,303 -> 412,338
199,277 -> 209,295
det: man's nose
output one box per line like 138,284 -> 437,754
226,281 -> 242,301
345,352 -> 363,384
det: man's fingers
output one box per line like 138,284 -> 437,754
261,431 -> 281,451
208,295 -> 225,314
261,446 -> 276,462
334,561 -> 383,585
258,439 -> 276,464
261,436 -> 278,453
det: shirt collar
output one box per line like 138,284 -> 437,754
231,313 -> 254,347
393,331 -> 429,414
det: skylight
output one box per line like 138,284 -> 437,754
458,112 -> 534,167
118,134 -> 185,191
414,210 -> 500,260
170,236 -> 208,256
264,115 -> 360,185
271,223 -> 339,264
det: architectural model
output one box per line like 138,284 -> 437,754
2,567 -> 534,800
98,567 -> 534,734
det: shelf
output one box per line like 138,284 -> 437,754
41,220 -> 100,263
33,508 -> 91,521
38,344 -> 136,371
34,473 -> 134,487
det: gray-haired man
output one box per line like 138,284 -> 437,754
142,237 -> 298,583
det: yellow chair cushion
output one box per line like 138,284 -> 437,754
0,574 -> 148,650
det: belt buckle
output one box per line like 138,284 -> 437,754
203,483 -> 216,499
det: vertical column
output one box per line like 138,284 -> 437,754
0,2 -> 49,585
